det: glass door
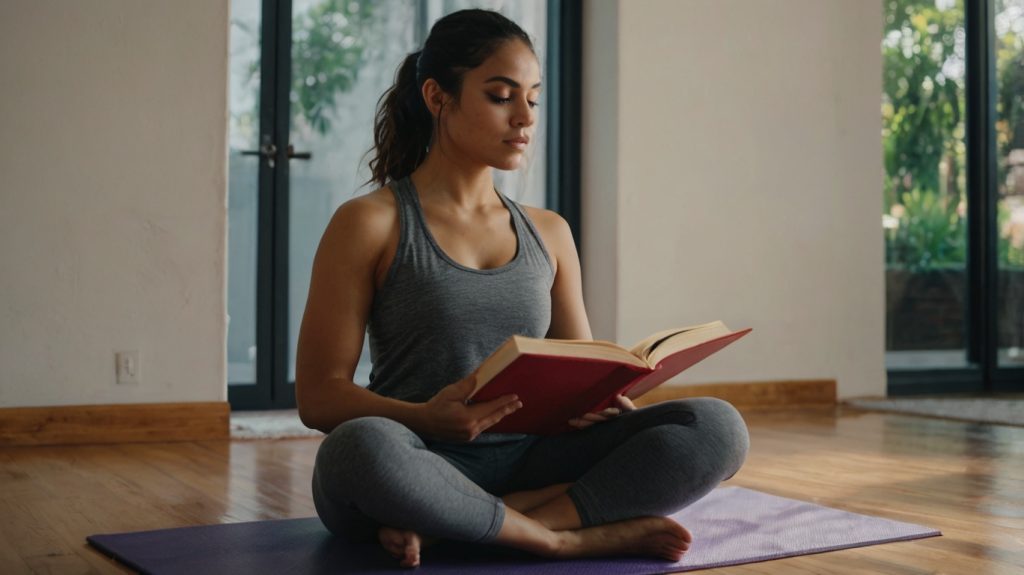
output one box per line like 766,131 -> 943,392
995,0 -> 1024,369
283,0 -> 420,399
882,0 -> 1024,393
228,0 -> 550,410
882,0 -> 970,371
227,0 -> 267,408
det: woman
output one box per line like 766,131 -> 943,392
295,9 -> 749,568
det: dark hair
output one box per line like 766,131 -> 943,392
366,9 -> 535,187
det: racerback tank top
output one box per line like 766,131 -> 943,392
365,175 -> 555,441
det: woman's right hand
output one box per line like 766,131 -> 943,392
419,374 -> 523,442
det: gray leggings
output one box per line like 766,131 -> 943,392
311,398 -> 749,544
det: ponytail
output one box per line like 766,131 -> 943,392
367,51 -> 434,187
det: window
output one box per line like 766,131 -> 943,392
882,0 -> 1024,392
226,0 -> 570,407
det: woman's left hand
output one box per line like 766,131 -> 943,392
568,394 -> 637,429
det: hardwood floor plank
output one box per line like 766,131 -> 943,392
0,520 -> 33,575
0,407 -> 1021,574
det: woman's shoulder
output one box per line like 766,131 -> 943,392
521,205 -> 573,243
520,205 -> 576,272
321,186 -> 399,252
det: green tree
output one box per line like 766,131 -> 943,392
290,0 -> 375,135
882,0 -> 964,209
996,0 -> 1024,189
995,1 -> 1024,267
245,0 -> 375,136
883,0 -> 967,269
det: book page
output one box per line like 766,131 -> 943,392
628,321 -> 726,360
514,337 -> 648,368
472,335 -> 649,394
646,322 -> 732,366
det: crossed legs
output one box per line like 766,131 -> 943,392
313,399 -> 749,567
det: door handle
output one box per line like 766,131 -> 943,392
240,142 -> 279,167
287,144 -> 312,161
239,143 -> 311,167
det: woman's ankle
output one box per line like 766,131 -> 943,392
524,493 -> 583,531
492,506 -> 562,557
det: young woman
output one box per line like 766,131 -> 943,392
295,9 -> 749,568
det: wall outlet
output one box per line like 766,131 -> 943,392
115,350 -> 140,385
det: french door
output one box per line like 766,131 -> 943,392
883,0 -> 1024,394
226,0 -> 560,409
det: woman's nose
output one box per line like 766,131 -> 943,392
512,100 -> 535,128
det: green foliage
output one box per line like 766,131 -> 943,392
998,201 -> 1024,267
247,0 -> 375,136
290,0 -> 374,135
996,0 -> 1024,180
882,0 -> 964,202
886,189 -> 965,271
883,0 -> 1024,271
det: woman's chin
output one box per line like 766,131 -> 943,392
491,156 -> 525,171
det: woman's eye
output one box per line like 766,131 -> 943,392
489,94 -> 540,109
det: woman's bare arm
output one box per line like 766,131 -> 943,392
526,207 -> 633,428
295,191 -> 523,438
528,208 -> 592,341
294,192 -> 425,434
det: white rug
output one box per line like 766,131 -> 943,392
230,409 -> 325,440
845,397 -> 1024,427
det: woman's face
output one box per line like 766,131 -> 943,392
436,40 -> 541,171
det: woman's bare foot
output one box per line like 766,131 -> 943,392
377,526 -> 438,568
554,516 -> 693,562
376,483 -> 572,567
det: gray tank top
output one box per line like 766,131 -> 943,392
365,175 -> 554,440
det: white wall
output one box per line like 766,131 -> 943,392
0,0 -> 883,408
581,0 -> 620,343
0,1 -> 229,407
583,0 -> 886,398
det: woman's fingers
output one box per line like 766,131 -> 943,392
615,394 -> 637,410
476,398 -> 523,434
569,408 -> 621,428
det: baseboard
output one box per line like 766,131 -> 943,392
633,379 -> 837,409
0,402 -> 230,447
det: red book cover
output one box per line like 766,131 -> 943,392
470,328 -> 752,435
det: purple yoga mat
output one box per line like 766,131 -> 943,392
87,487 -> 939,574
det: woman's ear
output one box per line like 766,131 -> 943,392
421,79 -> 449,119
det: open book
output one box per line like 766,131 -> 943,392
467,321 -> 752,435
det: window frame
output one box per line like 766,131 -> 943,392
887,0 -> 1024,395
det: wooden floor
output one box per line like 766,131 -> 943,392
1,406 -> 1022,574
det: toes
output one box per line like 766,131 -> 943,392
378,531 -> 402,556
403,532 -> 421,566
402,545 -> 420,567
658,541 -> 687,561
665,519 -> 693,542
653,531 -> 690,557
378,527 -> 420,560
